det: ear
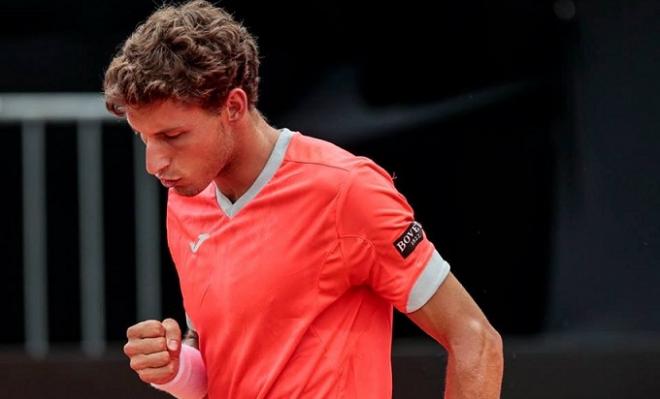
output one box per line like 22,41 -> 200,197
224,88 -> 248,122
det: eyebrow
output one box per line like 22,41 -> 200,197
133,127 -> 183,136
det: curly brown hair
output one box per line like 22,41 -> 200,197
103,0 -> 260,116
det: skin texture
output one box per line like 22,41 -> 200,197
408,272 -> 504,398
125,88 -> 279,201
124,318 -> 182,385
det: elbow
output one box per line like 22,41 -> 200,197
484,324 -> 504,367
482,320 -> 503,354
474,320 -> 503,367
480,321 -> 503,369
450,318 -> 504,370
446,320 -> 504,396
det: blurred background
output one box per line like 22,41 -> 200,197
1,0 -> 659,397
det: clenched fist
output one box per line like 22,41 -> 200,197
124,318 -> 182,385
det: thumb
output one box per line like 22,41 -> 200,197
161,318 -> 182,358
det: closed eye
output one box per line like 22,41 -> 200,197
163,130 -> 186,139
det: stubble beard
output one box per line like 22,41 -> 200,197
175,125 -> 234,198
173,184 -> 206,197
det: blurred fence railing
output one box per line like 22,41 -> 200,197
0,93 -> 162,358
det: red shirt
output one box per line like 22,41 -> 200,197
167,130 -> 450,398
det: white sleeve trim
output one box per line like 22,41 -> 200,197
405,249 -> 451,313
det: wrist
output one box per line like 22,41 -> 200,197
151,344 -> 207,399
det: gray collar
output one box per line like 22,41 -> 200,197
215,128 -> 294,217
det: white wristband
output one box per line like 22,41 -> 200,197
151,344 -> 208,399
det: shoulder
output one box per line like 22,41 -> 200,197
284,131 -> 391,183
284,132 -> 354,171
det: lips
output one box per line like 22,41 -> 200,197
159,178 -> 180,188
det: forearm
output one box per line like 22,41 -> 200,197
443,329 -> 503,399
405,272 -> 504,398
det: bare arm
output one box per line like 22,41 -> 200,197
407,272 -> 503,399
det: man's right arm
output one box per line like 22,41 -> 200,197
407,272 -> 503,399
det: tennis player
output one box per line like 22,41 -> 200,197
106,1 -> 503,398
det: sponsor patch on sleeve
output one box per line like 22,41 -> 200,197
393,221 -> 425,258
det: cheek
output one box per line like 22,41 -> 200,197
210,129 -> 234,160
177,127 -> 231,175
189,138 -> 229,173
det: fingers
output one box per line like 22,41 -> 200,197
136,363 -> 178,385
124,318 -> 182,385
137,364 -> 177,385
162,318 -> 182,356
124,336 -> 167,357
126,320 -> 165,339
130,351 -> 172,370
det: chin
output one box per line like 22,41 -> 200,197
174,184 -> 205,197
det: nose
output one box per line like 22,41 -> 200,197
144,141 -> 170,177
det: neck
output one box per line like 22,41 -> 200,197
214,109 -> 279,202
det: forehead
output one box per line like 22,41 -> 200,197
126,100 -> 212,134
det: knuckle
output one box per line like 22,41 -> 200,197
127,322 -> 145,338
156,337 -> 167,351
129,320 -> 164,339
129,358 -> 141,371
157,351 -> 171,366
123,342 -> 132,356
147,321 -> 164,336
126,341 -> 143,356
137,371 -> 150,383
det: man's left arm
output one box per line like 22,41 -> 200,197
407,271 -> 504,399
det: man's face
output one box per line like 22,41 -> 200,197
126,99 -> 233,197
